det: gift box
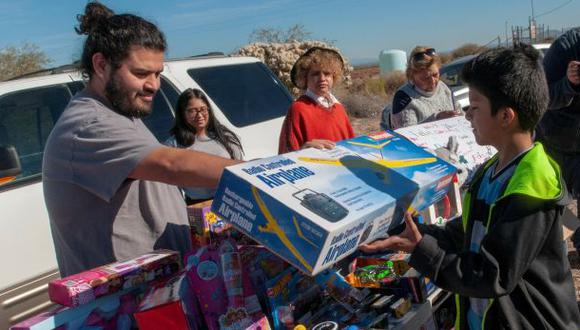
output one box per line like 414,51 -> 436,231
10,285 -> 143,330
184,240 -> 270,330
187,200 -> 233,248
49,250 -> 181,307
135,271 -> 204,330
341,132 -> 457,213
212,131 -> 456,275
134,301 -> 190,330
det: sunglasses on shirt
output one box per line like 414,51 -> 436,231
412,48 -> 436,62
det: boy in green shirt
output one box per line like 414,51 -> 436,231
361,44 -> 580,329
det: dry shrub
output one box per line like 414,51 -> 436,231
451,43 -> 486,59
235,41 -> 352,97
383,71 -> 406,97
338,91 -> 388,119
439,52 -> 454,64
364,78 -> 385,96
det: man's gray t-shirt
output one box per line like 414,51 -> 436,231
43,90 -> 191,277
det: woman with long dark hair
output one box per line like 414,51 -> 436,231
165,88 -> 243,203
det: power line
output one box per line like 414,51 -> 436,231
533,0 -> 573,19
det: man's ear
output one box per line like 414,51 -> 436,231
92,53 -> 109,80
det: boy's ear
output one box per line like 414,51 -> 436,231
499,106 -> 517,128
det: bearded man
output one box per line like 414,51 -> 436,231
43,2 -> 239,276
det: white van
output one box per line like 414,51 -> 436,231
0,55 -> 293,328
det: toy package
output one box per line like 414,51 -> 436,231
187,199 -> 233,248
314,269 -> 369,312
11,285 -> 143,330
185,240 -> 270,330
345,253 -> 428,304
134,271 -> 203,330
238,245 -> 289,317
395,116 -> 496,178
264,267 -> 326,329
212,131 -> 456,275
48,250 -> 181,307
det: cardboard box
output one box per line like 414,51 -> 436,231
49,250 -> 181,307
212,132 -> 456,275
338,132 -> 457,213
134,301 -> 190,330
136,272 -> 204,330
11,285 -> 143,330
395,116 -> 496,176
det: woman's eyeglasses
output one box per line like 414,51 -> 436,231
186,107 -> 208,116
412,48 -> 436,62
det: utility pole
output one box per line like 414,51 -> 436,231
505,21 -> 509,47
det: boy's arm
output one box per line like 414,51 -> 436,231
410,197 -> 558,298
415,217 -> 464,252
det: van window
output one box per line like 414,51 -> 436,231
187,62 -> 292,127
142,77 -> 177,143
0,84 -> 75,184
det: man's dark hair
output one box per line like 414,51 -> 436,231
170,88 -> 244,159
460,44 -> 548,131
75,2 -> 166,78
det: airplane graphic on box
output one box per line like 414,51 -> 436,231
212,131 -> 457,275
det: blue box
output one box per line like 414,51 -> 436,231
212,131 -> 456,275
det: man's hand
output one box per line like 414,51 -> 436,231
566,60 -> 580,86
359,212 -> 423,253
302,139 -> 335,150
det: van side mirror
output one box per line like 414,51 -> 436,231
0,145 -> 21,185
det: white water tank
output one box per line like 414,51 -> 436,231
379,49 -> 407,76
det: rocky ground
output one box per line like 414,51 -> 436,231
347,64 -> 580,305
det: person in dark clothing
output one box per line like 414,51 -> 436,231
361,45 -> 580,329
535,27 -> 580,249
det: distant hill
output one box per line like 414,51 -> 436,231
350,57 -> 378,67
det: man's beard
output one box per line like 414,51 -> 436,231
105,74 -> 153,119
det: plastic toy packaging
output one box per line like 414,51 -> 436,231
48,249 -> 181,307
185,239 -> 270,330
354,261 -> 397,287
345,257 -> 407,288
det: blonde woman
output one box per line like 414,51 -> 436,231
390,46 -> 461,129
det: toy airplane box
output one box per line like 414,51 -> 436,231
211,131 -> 456,275
337,131 -> 457,213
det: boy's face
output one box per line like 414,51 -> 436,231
465,87 -> 503,146
307,64 -> 334,97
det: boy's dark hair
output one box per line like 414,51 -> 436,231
75,2 -> 166,78
460,44 -> 548,131
170,88 -> 244,159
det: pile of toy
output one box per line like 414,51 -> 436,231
11,131 -> 460,329
10,200 -> 457,329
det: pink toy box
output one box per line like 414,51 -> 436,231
48,249 -> 181,307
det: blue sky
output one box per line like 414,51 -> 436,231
1,0 -> 579,66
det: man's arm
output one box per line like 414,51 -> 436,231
129,146 -> 242,188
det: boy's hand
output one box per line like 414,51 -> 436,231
302,139 -> 335,150
566,60 -> 580,86
359,212 -> 423,253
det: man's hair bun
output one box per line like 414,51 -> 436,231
75,2 -> 114,35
